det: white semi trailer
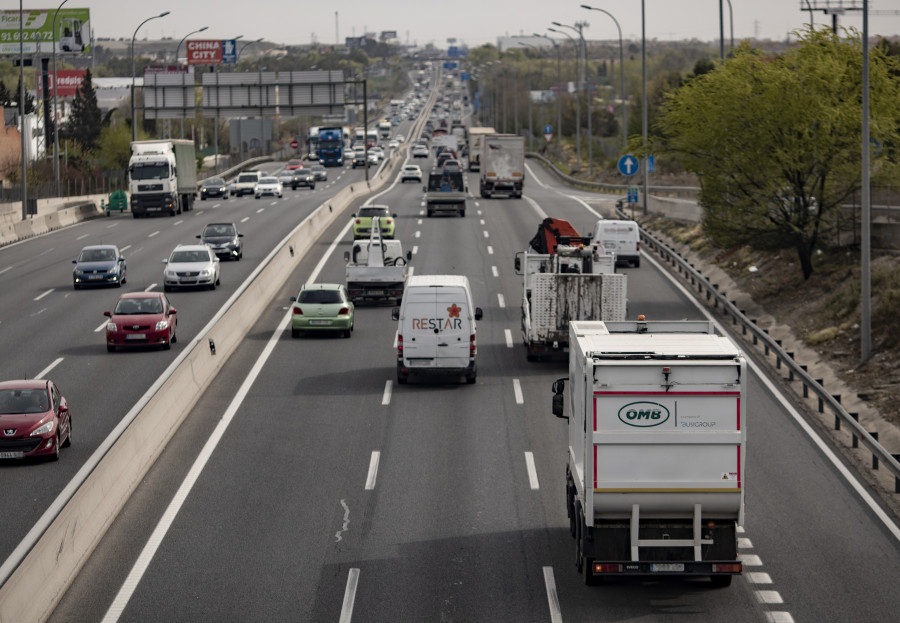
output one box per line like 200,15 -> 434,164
553,320 -> 746,586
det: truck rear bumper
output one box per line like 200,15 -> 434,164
585,560 -> 742,577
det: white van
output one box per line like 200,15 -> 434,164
591,219 -> 641,267
392,275 -> 483,384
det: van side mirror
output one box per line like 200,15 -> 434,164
552,378 -> 568,420
406,250 -> 412,261
474,307 -> 483,321
391,307 -> 400,321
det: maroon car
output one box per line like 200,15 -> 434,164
0,379 -> 72,461
105,292 -> 177,352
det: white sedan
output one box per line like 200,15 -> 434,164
255,176 -> 283,199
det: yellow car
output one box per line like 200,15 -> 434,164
352,205 -> 397,239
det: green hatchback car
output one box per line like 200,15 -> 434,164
352,205 -> 396,239
290,283 -> 354,338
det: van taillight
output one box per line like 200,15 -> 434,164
397,334 -> 404,356
636,241 -> 640,251
293,307 -> 303,315
469,334 -> 476,357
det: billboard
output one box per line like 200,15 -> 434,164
0,9 -> 91,56
186,39 -> 239,65
36,68 -> 86,97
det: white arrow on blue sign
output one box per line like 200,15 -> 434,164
543,125 -> 553,134
617,154 -> 639,176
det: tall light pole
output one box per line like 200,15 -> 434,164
556,21 -> 589,174
236,37 -> 263,65
535,33 -> 563,160
861,0 -> 871,360
549,26 -> 581,171
641,0 -> 648,215
19,0 -> 27,220
212,35 -> 242,173
132,11 -> 170,142
51,0 -> 69,197
725,0 -> 734,53
520,43 -> 539,153
175,26 -> 208,139
581,5 -> 626,149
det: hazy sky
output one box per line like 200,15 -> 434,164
21,1 -> 900,47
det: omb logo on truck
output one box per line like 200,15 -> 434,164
618,402 -> 670,427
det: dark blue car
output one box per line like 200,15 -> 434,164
73,245 -> 126,289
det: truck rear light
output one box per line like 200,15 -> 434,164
338,307 -> 350,315
712,563 -> 742,574
293,307 -> 303,315
593,563 -> 622,574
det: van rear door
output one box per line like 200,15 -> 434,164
402,286 -> 470,369
433,286 -> 470,368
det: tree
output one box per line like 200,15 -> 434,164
656,29 -> 900,279
14,75 -> 35,114
65,68 -> 102,151
0,80 -> 11,107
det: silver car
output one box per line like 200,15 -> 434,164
163,244 -> 221,291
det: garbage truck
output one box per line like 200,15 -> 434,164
552,319 -> 746,586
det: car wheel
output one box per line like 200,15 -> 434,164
171,330 -> 177,344
291,328 -> 300,338
47,433 -> 61,462
215,275 -> 220,286
201,196 -> 206,201
162,336 -> 171,350
255,195 -> 260,200
311,184 -> 316,190
209,281 -> 216,291
122,274 -> 127,285
73,283 -> 80,290
107,344 -> 115,353
164,285 -> 171,293
343,329 -> 351,338
62,418 -> 72,447
116,279 -> 122,288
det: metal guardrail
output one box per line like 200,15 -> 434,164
634,216 -> 900,493
526,152 -> 700,199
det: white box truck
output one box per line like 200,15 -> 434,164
466,127 -> 495,172
128,140 -> 197,218
515,218 -> 625,361
553,320 -> 746,586
479,134 -> 525,198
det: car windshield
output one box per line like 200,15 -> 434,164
115,297 -> 163,315
170,250 -> 211,263
204,178 -> 224,186
312,166 -> 324,172
359,207 -> 388,218
237,174 -> 258,183
204,224 -> 235,237
298,290 -> 343,304
78,248 -> 116,262
259,177 -> 278,184
0,388 -> 50,414
131,163 -> 169,180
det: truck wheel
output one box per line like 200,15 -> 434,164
460,209 -> 466,217
710,575 -> 733,588
427,210 -> 433,218
567,490 -> 576,537
574,502 -> 584,572
465,371 -> 476,384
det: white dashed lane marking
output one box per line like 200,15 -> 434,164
513,379 -> 523,404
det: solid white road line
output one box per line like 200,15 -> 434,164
94,320 -> 108,333
543,567 -> 563,623
106,222 -> 118,228
76,233 -> 89,240
513,379 -> 523,404
0,266 -> 11,274
498,293 -> 505,308
523,195 -> 548,220
505,329 -> 513,348
365,451 -> 380,490
241,216 -> 250,222
35,357 -> 63,380
525,162 -> 551,189
525,452 -> 539,489
120,245 -> 132,252
145,283 -> 157,292
382,380 -> 392,405
765,613 -> 795,623
491,266 -> 498,278
34,289 -> 54,301
339,569 -> 360,623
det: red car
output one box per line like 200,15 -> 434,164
285,159 -> 304,170
105,292 -> 177,352
0,379 -> 72,461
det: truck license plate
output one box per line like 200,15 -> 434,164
0,451 -> 23,459
651,563 -> 684,572
368,290 -> 384,296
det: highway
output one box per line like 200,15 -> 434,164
42,147 -> 900,622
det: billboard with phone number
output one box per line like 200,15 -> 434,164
0,8 -> 91,56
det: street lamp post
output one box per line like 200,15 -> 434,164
581,5 -> 627,149
641,0 -> 648,215
234,38 -> 262,162
51,0 -> 69,197
520,43 -> 539,153
549,26 -> 581,171
212,35 -> 242,173
535,33 -> 563,160
175,26 -> 208,139
131,11 -> 170,142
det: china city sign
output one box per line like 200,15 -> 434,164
186,39 -> 237,65
0,8 -> 91,56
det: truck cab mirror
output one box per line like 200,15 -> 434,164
514,253 -> 522,274
551,378 -> 568,419
474,307 -> 483,321
343,251 -> 350,263
391,307 -> 400,321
